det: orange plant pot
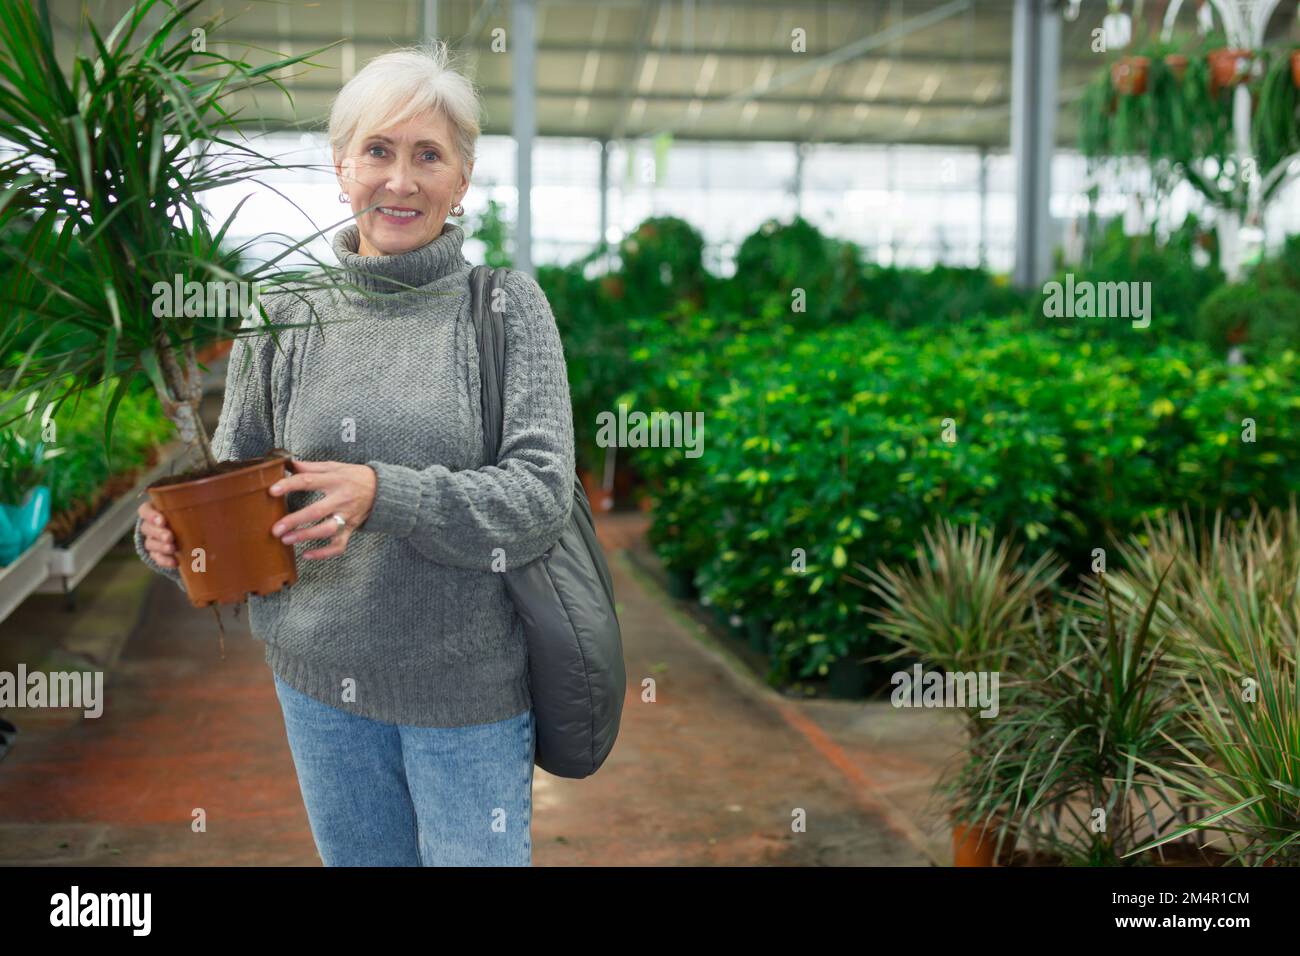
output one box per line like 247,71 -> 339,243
196,338 -> 234,364
578,468 -> 612,514
1291,50 -> 1300,90
145,452 -> 297,608
1165,53 -> 1188,83
1111,55 -> 1150,95
952,821 -> 998,867
1208,48 -> 1253,93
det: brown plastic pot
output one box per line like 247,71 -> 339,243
145,452 -> 297,608
1208,48 -> 1253,92
1111,55 -> 1150,95
196,338 -> 234,363
951,815 -> 1011,867
1292,50 -> 1300,90
1164,53 -> 1188,83
578,468 -> 612,513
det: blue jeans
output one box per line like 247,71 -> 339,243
272,672 -> 535,866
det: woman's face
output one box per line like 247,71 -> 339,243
336,107 -> 470,257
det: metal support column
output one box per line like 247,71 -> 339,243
793,142 -> 806,219
1011,0 -> 1060,288
513,0 -> 537,274
599,139 -> 610,267
978,146 -> 989,268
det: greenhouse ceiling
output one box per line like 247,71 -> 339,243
41,0 -> 1286,151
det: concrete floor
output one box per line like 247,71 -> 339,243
0,508 -> 963,866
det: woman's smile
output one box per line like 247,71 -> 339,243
375,205 -> 424,226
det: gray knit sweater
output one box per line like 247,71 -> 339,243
132,220 -> 575,727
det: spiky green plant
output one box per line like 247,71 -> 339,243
944,563 -> 1209,866
1126,616 -> 1300,866
0,0 -> 370,470
1109,504 -> 1300,677
856,518 -> 1065,689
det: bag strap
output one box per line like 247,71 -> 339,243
469,264 -> 511,462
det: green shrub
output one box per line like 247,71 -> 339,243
1195,282 -> 1300,357
629,314 -> 1300,685
0,377 -> 173,514
1038,216 -> 1224,346
616,216 -> 709,316
726,216 -> 867,324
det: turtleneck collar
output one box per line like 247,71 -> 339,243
331,220 -> 469,296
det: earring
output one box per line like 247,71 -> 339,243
451,202 -> 464,216
339,192 -> 349,203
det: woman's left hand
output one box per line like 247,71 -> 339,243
269,459 -> 378,560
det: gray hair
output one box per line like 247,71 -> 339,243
328,39 -> 482,181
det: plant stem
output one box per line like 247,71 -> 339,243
154,327 -> 216,470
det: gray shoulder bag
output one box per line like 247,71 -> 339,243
469,264 -> 626,779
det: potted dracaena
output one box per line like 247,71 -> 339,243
1111,504 -> 1300,865
848,519 -> 1066,866
0,0 -> 386,612
947,563 -> 1210,867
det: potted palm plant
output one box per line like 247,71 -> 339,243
0,0 -> 370,610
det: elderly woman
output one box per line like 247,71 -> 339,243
133,41 -> 575,867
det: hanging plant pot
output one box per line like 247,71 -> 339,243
144,451 -> 297,608
1164,53 -> 1189,83
1208,48 -> 1254,92
1291,50 -> 1300,90
1111,55 -> 1150,95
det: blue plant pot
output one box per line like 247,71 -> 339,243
0,507 -> 20,567
0,485 -> 51,557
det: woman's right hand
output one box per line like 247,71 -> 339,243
137,501 -> 178,568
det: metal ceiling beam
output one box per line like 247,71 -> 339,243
262,81 -> 1011,111
198,38 -> 1102,69
805,3 -> 874,145
204,109 -> 1018,149
644,0 -> 975,139
464,0 -> 500,48
538,0 -> 989,8
610,0 -> 661,141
